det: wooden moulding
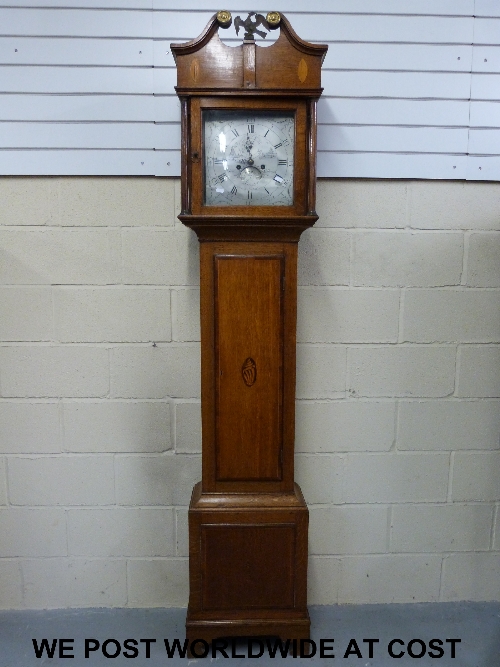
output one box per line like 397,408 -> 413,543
178,214 -> 318,242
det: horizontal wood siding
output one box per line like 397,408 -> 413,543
0,1 -> 498,180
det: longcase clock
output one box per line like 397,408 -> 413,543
171,10 -> 327,644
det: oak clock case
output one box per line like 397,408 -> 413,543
171,11 -> 327,646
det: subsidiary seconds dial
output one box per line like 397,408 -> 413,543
204,110 -> 294,206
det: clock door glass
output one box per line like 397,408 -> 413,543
204,110 -> 294,206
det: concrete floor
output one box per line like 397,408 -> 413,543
1,602 -> 499,666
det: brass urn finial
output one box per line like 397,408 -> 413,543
266,11 -> 281,28
216,10 -> 232,28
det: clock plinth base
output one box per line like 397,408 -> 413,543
186,482 -> 310,646
185,617 -> 310,653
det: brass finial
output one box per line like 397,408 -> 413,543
217,10 -> 232,27
266,11 -> 281,28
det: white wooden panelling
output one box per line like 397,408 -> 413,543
151,1 -> 475,16
0,149 -> 179,175
319,99 -> 470,127
0,8 -> 152,37
0,122 -> 178,149
0,95 -> 468,127
0,95 -> 156,122
0,0 -> 474,12
475,0 -> 500,17
471,74 -> 500,100
152,13 -> 474,44
153,42 -> 176,68
0,38 -> 153,66
474,18 -> 500,45
2,149 -> 470,179
153,68 -> 180,94
472,46 -> 500,73
469,129 -> 500,155
153,41 -> 473,72
0,66 -> 472,100
466,156 -> 500,179
323,44 -> 472,73
154,96 -> 181,123
2,123 -> 468,154
318,152 -> 467,179
0,97 -> 473,137
470,101 -> 500,127
0,67 -> 153,93
2,0 -> 151,7
0,3 -> 499,180
322,71 -> 471,100
319,126 -> 468,154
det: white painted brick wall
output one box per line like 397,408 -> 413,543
63,401 -> 171,453
456,346 -> 500,397
352,231 -> 464,287
390,504 -> 493,552
348,346 -> 457,397
442,553 -> 500,602
296,345 -> 346,399
174,402 -> 201,454
298,229 -> 350,285
309,506 -> 389,555
121,229 -> 199,286
0,288 -> 52,341
0,561 -> 23,609
0,228 -> 121,285
110,345 -> 200,399
339,555 -> 442,604
22,558 -> 127,608
0,403 -> 61,453
53,287 -> 172,343
295,400 -> 396,453
0,458 -> 7,505
0,508 -> 67,557
67,508 -> 175,557
403,289 -> 500,343
467,233 -> 500,287
342,453 -> 450,504
0,346 -> 110,398
127,559 -> 188,608
398,400 -> 500,450
1,177 -> 499,609
409,182 -> 500,230
171,288 -> 200,342
114,454 -> 201,507
8,456 -> 115,506
297,288 -> 399,343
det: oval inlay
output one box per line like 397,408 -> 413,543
190,58 -> 200,82
242,357 -> 257,387
297,58 -> 308,83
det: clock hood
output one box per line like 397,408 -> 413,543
170,12 -> 328,96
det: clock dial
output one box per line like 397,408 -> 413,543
204,110 -> 294,206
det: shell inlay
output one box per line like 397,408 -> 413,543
190,58 -> 200,82
242,357 -> 257,387
298,58 -> 308,83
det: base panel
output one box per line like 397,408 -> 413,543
186,483 -> 310,645
186,614 -> 310,645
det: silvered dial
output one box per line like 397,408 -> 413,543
204,111 -> 294,206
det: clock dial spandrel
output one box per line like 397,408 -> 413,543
204,110 -> 295,206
